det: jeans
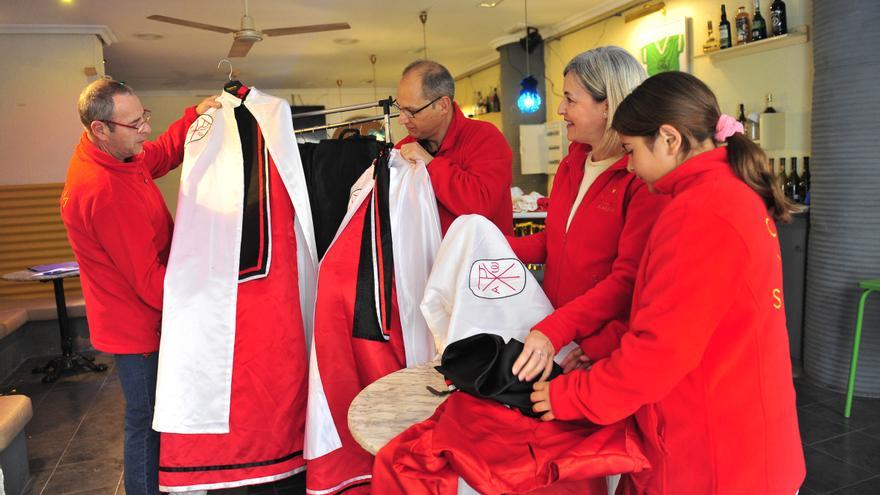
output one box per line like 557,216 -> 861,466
115,353 -> 160,495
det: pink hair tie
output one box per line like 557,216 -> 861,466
715,114 -> 744,141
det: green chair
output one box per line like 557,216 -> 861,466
844,279 -> 880,418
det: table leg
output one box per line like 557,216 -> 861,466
31,278 -> 108,383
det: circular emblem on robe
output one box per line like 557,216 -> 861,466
469,258 -> 527,299
186,114 -> 214,144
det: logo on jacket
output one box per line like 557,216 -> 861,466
186,114 -> 214,144
469,258 -> 526,299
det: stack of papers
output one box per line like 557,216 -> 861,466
27,261 -> 79,276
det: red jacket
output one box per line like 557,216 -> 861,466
61,107 -> 198,354
549,148 -> 805,494
508,142 -> 668,358
396,103 -> 513,235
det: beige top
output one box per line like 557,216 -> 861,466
348,362 -> 448,455
566,153 -> 620,231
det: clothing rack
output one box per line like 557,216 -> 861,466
292,97 -> 395,143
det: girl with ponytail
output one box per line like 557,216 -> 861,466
529,71 -> 805,494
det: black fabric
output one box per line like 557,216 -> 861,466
235,104 -> 270,281
352,145 -> 394,342
298,136 -> 380,260
435,333 -> 563,418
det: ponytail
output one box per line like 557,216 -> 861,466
725,134 -> 797,223
612,71 -> 798,223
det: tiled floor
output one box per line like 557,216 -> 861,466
3,355 -> 880,494
1,354 -> 305,495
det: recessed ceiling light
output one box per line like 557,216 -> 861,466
133,33 -> 164,41
60,0 -> 74,4
333,38 -> 359,45
479,0 -> 504,7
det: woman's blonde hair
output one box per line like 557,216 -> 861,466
564,46 -> 647,158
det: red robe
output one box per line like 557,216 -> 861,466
549,148 -> 805,494
305,191 -> 406,495
396,103 -> 513,235
159,145 -> 308,490
507,142 -> 669,360
372,392 -> 648,495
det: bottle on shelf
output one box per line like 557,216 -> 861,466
798,156 -> 810,205
737,103 -> 748,128
476,91 -> 484,115
778,157 -> 788,193
492,87 -> 501,113
751,0 -> 768,41
770,0 -> 788,36
735,5 -> 752,45
769,157 -> 776,175
764,93 -> 777,113
703,20 -> 720,52
719,5 -> 733,49
747,112 -> 760,141
786,157 -> 801,202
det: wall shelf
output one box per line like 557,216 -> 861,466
695,25 -> 809,61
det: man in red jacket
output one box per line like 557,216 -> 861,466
394,60 -> 513,235
60,79 -> 219,495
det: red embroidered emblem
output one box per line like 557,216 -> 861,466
469,258 -> 526,299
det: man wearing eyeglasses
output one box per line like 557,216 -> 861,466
395,60 -> 513,235
60,78 -> 220,495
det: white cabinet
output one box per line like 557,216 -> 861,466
518,121 -> 568,175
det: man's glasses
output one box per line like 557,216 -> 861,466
101,109 -> 152,133
393,97 -> 442,119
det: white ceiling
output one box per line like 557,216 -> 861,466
0,0 -> 626,90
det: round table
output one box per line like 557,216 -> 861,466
2,268 -> 107,383
348,362 -> 448,455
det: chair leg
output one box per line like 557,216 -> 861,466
845,289 -> 873,418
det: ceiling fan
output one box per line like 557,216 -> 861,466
147,0 -> 351,58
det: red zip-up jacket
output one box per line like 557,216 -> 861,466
396,103 -> 513,235
60,107 -> 198,354
508,142 -> 668,359
549,148 -> 805,494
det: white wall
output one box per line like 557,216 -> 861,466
0,33 -> 104,185
139,87 -> 404,215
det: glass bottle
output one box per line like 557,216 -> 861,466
737,103 -> 747,128
798,156 -> 811,205
778,157 -> 788,193
764,93 -> 777,113
751,0 -> 768,41
735,5 -> 752,44
492,87 -> 501,112
786,157 -> 801,202
719,5 -> 733,49
703,20 -> 720,52
770,0 -> 788,36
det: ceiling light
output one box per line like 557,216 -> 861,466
479,1 -> 504,7
517,0 -> 541,114
333,38 -> 359,45
60,0 -> 73,4
132,33 -> 164,41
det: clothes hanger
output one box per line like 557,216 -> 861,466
218,58 -> 249,98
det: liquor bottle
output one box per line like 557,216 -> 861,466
786,157 -> 801,202
770,0 -> 787,36
798,156 -> 811,204
703,20 -> 720,52
492,87 -> 501,112
769,157 -> 776,176
476,91 -> 484,115
751,0 -> 768,41
763,93 -> 777,113
735,5 -> 751,44
719,5 -> 733,49
737,103 -> 747,128
778,157 -> 788,193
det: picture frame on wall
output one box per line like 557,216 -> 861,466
636,17 -> 693,76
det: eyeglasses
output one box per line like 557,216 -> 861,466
101,109 -> 152,133
393,97 -> 442,119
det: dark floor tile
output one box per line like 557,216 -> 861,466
40,459 -> 123,494
800,396 -> 880,432
813,432 -> 880,475
20,468 -> 53,495
861,423 -> 880,441
795,379 -> 845,407
799,407 -> 855,445
59,425 -> 124,465
798,485 -> 821,495
802,446 -> 874,493
26,429 -> 75,472
830,474 -> 880,494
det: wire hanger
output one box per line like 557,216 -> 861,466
219,58 -> 249,98
218,58 -> 233,81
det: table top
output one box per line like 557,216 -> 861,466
348,362 -> 449,455
513,211 -> 547,220
2,269 -> 80,282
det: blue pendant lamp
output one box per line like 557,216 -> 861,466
517,0 -> 541,114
